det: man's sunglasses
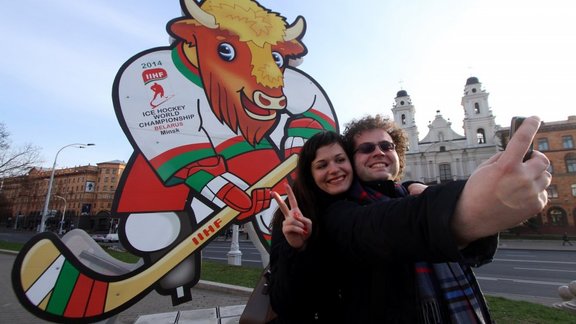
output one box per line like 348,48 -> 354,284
354,141 -> 396,154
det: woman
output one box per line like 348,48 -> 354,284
268,130 -> 353,323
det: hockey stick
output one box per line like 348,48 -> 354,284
12,154 -> 297,323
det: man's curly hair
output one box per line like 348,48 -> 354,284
342,114 -> 408,180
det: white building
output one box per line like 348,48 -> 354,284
391,77 -> 500,184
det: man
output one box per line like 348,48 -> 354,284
321,114 -> 549,323
563,232 -> 573,246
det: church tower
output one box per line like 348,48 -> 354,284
391,90 -> 420,152
461,77 -> 498,146
397,77 -> 499,185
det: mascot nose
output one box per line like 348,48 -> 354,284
254,91 -> 286,110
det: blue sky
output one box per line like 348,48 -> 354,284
2,0 -> 575,168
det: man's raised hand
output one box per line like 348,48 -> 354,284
453,116 -> 552,244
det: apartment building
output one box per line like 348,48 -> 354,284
498,116 -> 576,234
1,160 -> 125,233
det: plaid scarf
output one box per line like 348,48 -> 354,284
348,179 -> 491,324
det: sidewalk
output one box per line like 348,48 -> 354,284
0,250 -> 250,324
114,281 -> 250,323
498,238 -> 576,251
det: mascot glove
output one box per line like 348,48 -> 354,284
215,185 -> 271,220
283,117 -> 325,156
283,136 -> 305,157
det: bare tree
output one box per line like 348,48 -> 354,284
0,122 -> 42,177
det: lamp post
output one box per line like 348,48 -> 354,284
227,224 -> 242,266
54,195 -> 67,235
38,143 -> 95,232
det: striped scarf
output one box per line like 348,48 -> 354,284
348,179 -> 492,324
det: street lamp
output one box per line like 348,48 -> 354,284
38,143 -> 95,233
54,195 -> 67,235
227,224 -> 242,266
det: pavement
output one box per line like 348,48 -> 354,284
2,232 -> 576,323
0,250 -> 250,324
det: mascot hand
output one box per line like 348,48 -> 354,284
205,174 -> 270,219
283,136 -> 305,157
283,118 -> 325,157
230,188 -> 272,220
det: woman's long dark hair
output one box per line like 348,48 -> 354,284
272,131 -> 348,240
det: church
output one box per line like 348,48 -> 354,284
391,77 -> 500,184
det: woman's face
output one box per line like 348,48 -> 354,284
310,143 -> 353,195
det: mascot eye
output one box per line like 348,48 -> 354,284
218,43 -> 235,62
272,52 -> 284,67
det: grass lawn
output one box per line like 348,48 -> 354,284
2,240 -> 575,323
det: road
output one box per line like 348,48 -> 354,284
204,239 -> 576,306
474,248 -> 576,304
0,229 -> 37,244
202,238 -> 264,268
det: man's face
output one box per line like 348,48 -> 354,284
352,129 -> 400,182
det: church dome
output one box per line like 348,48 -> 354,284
466,77 -> 480,85
396,90 -> 408,97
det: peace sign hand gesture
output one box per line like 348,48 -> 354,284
272,183 -> 312,250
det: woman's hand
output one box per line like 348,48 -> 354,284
272,183 -> 312,249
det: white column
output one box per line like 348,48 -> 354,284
227,224 -> 242,266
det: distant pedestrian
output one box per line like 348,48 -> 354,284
562,232 -> 573,246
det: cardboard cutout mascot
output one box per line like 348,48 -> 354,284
11,0 -> 337,322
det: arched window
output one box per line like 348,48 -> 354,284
476,128 -> 486,144
548,207 -> 567,226
474,102 -> 480,114
401,114 -> 406,125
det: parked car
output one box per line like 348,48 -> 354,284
91,233 -> 119,243
105,233 -> 119,242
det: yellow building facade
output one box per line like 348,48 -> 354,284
2,160 -> 125,232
